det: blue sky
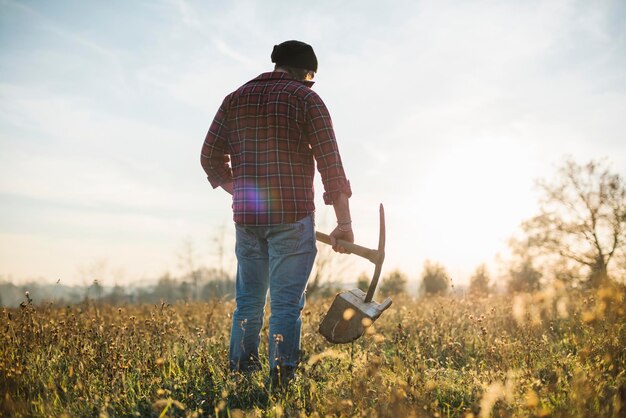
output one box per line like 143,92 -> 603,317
1,0 -> 625,286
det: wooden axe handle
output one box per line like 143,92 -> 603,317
315,231 -> 382,265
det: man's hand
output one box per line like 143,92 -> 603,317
330,225 -> 354,254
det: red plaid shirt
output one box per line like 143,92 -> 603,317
201,71 -> 352,225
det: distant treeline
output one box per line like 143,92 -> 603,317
0,268 -> 235,308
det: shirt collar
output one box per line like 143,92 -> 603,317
251,71 -> 315,88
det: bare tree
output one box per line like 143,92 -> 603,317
178,238 -> 200,300
469,264 -> 491,295
78,259 -> 108,302
211,222 -> 228,277
519,158 -> 626,287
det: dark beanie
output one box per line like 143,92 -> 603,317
271,40 -> 318,72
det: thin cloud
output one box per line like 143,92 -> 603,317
4,0 -> 120,61
211,37 -> 257,68
171,0 -> 201,29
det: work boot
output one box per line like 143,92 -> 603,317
231,354 -> 261,374
269,365 -> 296,390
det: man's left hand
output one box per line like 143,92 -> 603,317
329,226 -> 354,254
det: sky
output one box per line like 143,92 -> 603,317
1,0 -> 625,287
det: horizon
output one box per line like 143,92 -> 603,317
1,0 -> 625,287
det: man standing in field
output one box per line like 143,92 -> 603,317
201,40 -> 354,387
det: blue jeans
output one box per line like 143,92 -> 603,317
229,214 -> 317,373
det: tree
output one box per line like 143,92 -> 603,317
519,158 -> 626,287
507,258 -> 542,293
419,260 -> 450,295
150,273 -> 179,303
178,238 -> 201,301
178,281 -> 192,301
469,264 -> 491,295
379,269 -> 408,297
199,267 -> 235,299
88,279 -> 104,302
102,284 -> 129,305
79,259 -> 107,300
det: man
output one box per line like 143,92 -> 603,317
201,40 -> 353,387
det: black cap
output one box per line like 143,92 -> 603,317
271,40 -> 318,72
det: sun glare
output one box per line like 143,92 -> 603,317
403,138 -> 538,278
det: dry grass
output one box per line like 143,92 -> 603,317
1,282 -> 625,417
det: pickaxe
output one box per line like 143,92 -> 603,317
315,203 -> 392,344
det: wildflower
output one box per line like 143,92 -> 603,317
556,297 -> 569,318
525,390 -> 538,408
274,405 -> 284,417
230,409 -> 245,418
512,295 -> 526,325
478,382 -> 505,418
581,311 -> 596,323
306,349 -> 348,366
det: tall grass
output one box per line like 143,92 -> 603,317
1,282 -> 624,417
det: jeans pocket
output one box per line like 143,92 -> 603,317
271,215 -> 317,255
271,222 -> 304,255
235,226 -> 261,258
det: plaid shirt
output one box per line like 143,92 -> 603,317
201,72 -> 352,225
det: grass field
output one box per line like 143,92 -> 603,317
1,282 -> 624,417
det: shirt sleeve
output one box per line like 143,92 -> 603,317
304,92 -> 352,204
201,97 -> 233,189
